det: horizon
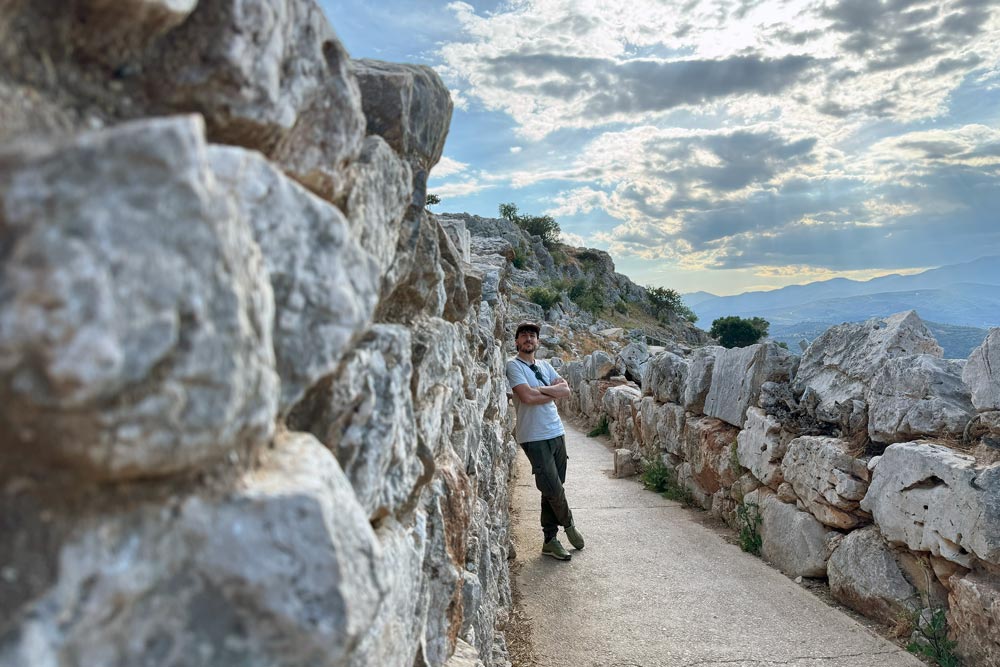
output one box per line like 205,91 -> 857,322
325,1 -> 1000,296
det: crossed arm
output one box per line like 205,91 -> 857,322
512,377 -> 571,404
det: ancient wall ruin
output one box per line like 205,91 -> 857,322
563,311 -> 1000,666
0,2 -> 517,666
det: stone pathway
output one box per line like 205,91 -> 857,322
511,420 -> 924,667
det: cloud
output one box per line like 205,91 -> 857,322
509,146 -> 523,153
431,156 -> 470,178
430,178 -> 496,199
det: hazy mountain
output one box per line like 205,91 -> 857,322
770,320 -> 989,360
692,256 -> 1000,329
681,290 -> 718,307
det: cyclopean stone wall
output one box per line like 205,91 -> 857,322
0,2 -> 517,666
562,311 -> 1000,667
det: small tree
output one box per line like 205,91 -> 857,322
498,202 -> 561,247
646,286 -> 697,322
426,193 -> 441,206
710,316 -> 769,348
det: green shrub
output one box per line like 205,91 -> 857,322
512,246 -> 529,270
737,502 -> 763,555
587,415 -> 610,437
710,315 -> 770,348
614,299 -> 628,314
499,202 -> 560,247
640,458 -> 695,506
550,248 -> 568,266
569,278 -> 605,315
907,608 -> 961,667
528,286 -> 561,311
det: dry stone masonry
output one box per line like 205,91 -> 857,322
0,3 -> 518,666
563,311 -> 1000,667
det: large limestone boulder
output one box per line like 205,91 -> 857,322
0,432 -> 382,667
146,0 -> 366,200
344,135 -> 413,278
0,116 -> 278,481
641,351 -> 688,404
210,144 -> 379,413
679,415 -> 741,499
827,526 -> 919,626
745,488 -> 840,578
376,208 -> 447,323
949,572 -> 1000,667
867,355 -> 974,444
286,325 -> 429,522
617,340 -> 649,384
586,351 -> 617,381
861,442 -> 1000,567
794,311 -> 943,433
655,404 -> 687,458
704,342 -> 798,428
603,385 -> 642,450
781,436 -> 870,530
683,345 -> 723,414
352,59 -> 453,203
736,407 -> 787,489
963,328 -> 1000,411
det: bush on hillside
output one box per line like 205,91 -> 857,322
569,278 -> 605,315
527,286 -> 561,311
646,285 -> 698,323
499,202 -> 561,247
709,315 -> 770,348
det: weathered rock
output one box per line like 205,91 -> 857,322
614,448 -> 639,478
411,319 -> 463,457
683,345 -> 723,414
286,325 -> 430,522
782,436 -> 870,530
344,135 -> 412,277
439,216 -> 472,264
352,516 -> 428,667
827,526 -> 919,625
704,342 -> 798,428
617,340 -> 649,384
963,328 -> 1000,412
736,407 -> 787,489
586,351 -> 617,381
0,116 -> 278,481
438,220 -> 472,323
642,351 -> 689,404
377,208 -> 447,323
861,442 -> 1000,567
352,59 -> 453,203
1,432 -> 382,667
949,572 -> 1000,667
210,144 -> 380,412
68,0 -> 199,65
679,415 -> 741,498
745,488 -> 839,578
867,355 -> 974,444
147,0 -> 366,200
655,404 -> 687,458
794,311 -> 943,432
603,386 -> 642,450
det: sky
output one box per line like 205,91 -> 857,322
323,0 -> 1000,296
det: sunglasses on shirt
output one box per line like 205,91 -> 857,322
528,364 -> 547,385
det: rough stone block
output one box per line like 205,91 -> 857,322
949,572 -> 1000,667
704,342 -> 797,428
868,355 -> 974,444
0,116 -> 277,480
642,351 -> 688,404
827,526 -> 919,626
736,407 -> 787,489
746,488 -> 839,578
861,442 -> 1000,567
683,345 -> 723,414
782,436 -> 870,530
614,448 -> 638,478
963,328 -> 1000,412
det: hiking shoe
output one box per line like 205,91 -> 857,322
565,525 -> 585,550
541,538 -> 572,561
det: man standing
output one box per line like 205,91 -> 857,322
506,321 -> 585,561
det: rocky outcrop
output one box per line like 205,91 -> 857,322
0,5 -> 514,667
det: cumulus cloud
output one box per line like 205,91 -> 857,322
431,156 -> 470,178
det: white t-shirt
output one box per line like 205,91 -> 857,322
506,358 -> 565,444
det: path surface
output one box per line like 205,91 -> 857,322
511,420 -> 924,667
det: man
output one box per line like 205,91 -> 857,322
506,321 -> 584,561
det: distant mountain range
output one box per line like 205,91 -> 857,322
686,256 -> 1000,358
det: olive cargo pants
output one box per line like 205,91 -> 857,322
520,435 -> 574,542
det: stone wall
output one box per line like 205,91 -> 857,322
563,311 -> 1000,667
0,2 -> 516,666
